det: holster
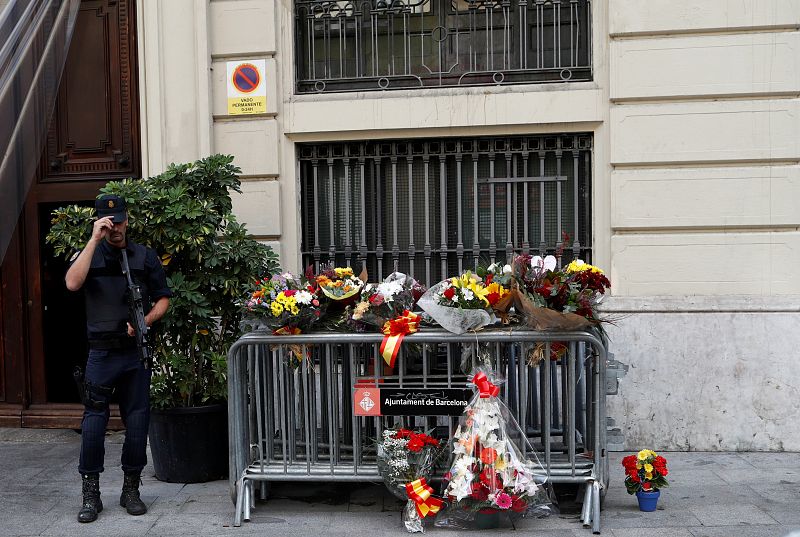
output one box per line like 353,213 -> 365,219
73,366 -> 114,410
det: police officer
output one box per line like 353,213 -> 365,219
65,195 -> 171,523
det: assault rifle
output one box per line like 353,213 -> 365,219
120,249 -> 151,369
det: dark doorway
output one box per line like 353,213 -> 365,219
39,201 -> 92,403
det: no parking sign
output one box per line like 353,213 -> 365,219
226,59 -> 266,115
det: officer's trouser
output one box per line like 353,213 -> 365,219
78,348 -> 151,475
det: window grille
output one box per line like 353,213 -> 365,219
299,134 -> 593,286
295,0 -> 592,93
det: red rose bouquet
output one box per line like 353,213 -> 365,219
377,427 -> 445,533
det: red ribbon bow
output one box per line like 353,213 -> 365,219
472,372 -> 499,398
379,310 -> 420,368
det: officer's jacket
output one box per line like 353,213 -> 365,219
76,240 -> 172,341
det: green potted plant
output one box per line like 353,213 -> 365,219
47,154 -> 279,483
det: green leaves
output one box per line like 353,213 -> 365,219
45,154 -> 280,409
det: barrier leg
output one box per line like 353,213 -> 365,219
243,480 -> 252,522
234,477 -> 245,527
581,483 -> 592,527
592,480 -> 602,534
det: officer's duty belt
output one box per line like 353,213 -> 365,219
88,338 -> 137,350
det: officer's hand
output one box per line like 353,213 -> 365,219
91,217 -> 114,242
127,322 -> 135,337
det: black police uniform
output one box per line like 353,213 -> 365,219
75,239 -> 172,475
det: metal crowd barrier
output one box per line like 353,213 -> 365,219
227,328 -> 608,533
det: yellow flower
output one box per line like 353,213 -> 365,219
644,463 -> 653,473
494,456 -> 507,471
637,450 -> 649,461
645,472 -> 653,480
334,267 -> 354,278
566,259 -> 604,274
636,462 -> 642,470
270,301 -> 284,317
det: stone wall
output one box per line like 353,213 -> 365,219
137,0 -> 800,449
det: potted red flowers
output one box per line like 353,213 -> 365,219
622,449 -> 669,511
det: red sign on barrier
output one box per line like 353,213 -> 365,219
353,388 -> 381,416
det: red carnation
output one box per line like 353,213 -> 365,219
470,483 -> 489,501
407,436 -> 425,452
443,287 -> 456,300
510,495 -> 527,513
284,289 -> 297,296
486,292 -> 499,305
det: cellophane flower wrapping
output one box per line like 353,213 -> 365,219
417,279 -> 498,334
315,266 -> 365,309
349,272 -> 426,331
241,272 -> 323,332
376,428 -> 443,533
435,369 -> 554,530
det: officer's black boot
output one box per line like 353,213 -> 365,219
119,472 -> 147,515
77,473 -> 103,523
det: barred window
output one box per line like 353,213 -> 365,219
295,0 -> 592,93
299,134 -> 593,286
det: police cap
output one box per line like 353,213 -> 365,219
95,194 -> 128,223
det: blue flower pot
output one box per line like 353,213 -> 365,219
636,490 -> 660,512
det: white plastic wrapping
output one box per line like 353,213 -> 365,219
417,281 -> 496,334
435,369 -> 554,530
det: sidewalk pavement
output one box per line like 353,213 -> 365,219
0,428 -> 798,537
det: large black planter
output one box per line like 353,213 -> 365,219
149,403 -> 228,483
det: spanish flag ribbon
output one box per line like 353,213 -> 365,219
272,326 -> 301,336
379,310 -> 420,368
472,371 -> 500,398
272,326 -> 303,361
405,478 -> 443,518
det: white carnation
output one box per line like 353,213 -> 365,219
294,291 -> 313,305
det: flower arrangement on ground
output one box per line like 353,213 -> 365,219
242,272 -> 322,333
417,272 -> 508,334
623,449 -> 669,512
623,449 -> 669,494
436,371 -> 552,530
377,427 -> 445,533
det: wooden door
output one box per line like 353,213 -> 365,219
0,0 -> 139,428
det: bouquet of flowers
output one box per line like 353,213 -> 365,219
435,371 -> 553,530
417,272 -> 508,334
349,272 -> 426,331
515,254 -> 610,322
622,449 -> 669,494
314,265 -> 366,309
377,427 -> 445,533
242,272 -> 322,333
489,251 -> 611,333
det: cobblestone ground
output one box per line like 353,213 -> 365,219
0,428 -> 798,537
